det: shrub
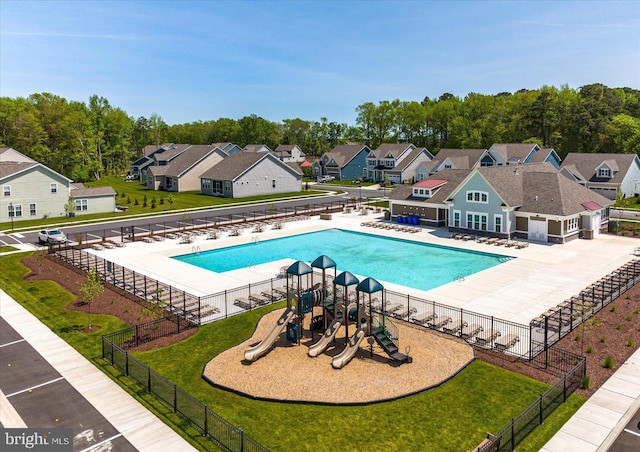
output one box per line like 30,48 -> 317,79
126,196 -> 131,204
625,315 -> 633,321
134,198 -> 139,206
574,334 -> 581,342
121,192 -> 126,198
627,338 -> 634,347
610,306 -> 616,312
616,324 -> 622,330
586,345 -> 594,353
599,336 -> 606,343
580,375 -> 591,390
602,355 -> 616,369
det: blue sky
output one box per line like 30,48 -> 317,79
1,1 -> 639,125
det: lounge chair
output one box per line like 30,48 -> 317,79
103,242 -> 115,249
476,329 -> 501,346
249,293 -> 271,305
462,235 -> 474,241
476,237 -> 489,244
495,333 -> 519,351
384,302 -> 403,315
495,239 -> 508,246
260,290 -> 279,302
461,323 -> 483,340
393,306 -> 417,320
515,242 -> 529,249
443,319 -> 467,335
454,234 -> 464,240
142,237 -> 154,243
504,241 -> 517,247
91,243 -> 104,250
433,316 -> 452,330
486,237 -> 499,245
234,297 -> 255,310
152,235 -> 165,241
412,311 -> 436,325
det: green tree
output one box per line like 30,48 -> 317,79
79,268 -> 104,329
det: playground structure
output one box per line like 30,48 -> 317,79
244,255 -> 411,368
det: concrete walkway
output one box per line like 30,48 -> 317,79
542,347 -> 640,451
0,288 -> 196,451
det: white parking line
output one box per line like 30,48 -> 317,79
5,377 -> 65,398
87,233 -> 102,239
624,428 -> 640,437
0,339 -> 26,348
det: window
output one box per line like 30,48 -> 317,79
466,190 -> 488,204
598,168 -> 611,178
224,181 -> 231,191
272,179 -> 276,188
453,210 -> 460,227
3,186 -> 10,197
201,178 -> 212,190
444,164 -> 452,169
75,199 -> 88,211
567,217 -> 578,232
8,204 -> 22,218
385,159 -> 394,168
495,215 -> 502,233
29,203 -> 37,216
368,159 -> 377,166
467,211 -> 488,231
50,183 -> 57,193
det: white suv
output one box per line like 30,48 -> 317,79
38,229 -> 67,245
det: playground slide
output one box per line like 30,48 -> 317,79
308,318 -> 342,357
244,307 -> 296,362
331,327 -> 366,369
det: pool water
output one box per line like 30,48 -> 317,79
173,229 -> 511,291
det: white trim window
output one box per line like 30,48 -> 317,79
466,190 -> 488,204
494,214 -> 502,233
467,211 -> 488,231
50,183 -> 57,193
272,179 -> 276,188
3,185 -> 10,197
453,210 -> 461,227
598,167 -> 611,178
75,199 -> 88,211
29,203 -> 37,216
201,178 -> 212,190
224,181 -> 231,191
567,217 -> 578,232
8,203 -> 22,218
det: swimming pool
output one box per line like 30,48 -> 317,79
173,229 -> 511,291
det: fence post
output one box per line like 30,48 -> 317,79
173,384 -> 177,413
563,375 -> 567,402
510,418 -> 515,451
544,316 -> 549,369
147,367 -> 151,393
135,324 -> 139,347
101,337 -> 105,358
539,394 -> 543,425
125,351 -> 129,377
204,405 -> 208,436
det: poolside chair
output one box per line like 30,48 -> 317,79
515,242 -> 529,249
461,323 -> 483,340
495,239 -> 508,246
454,234 -> 464,240
495,333 -> 519,351
504,241 -> 517,247
91,243 -> 104,251
412,311 -> 436,325
486,237 -> 499,245
433,315 -> 452,330
260,290 -> 279,302
476,329 -> 501,346
443,319 -> 467,335
249,293 -> 271,305
462,235 -> 474,241
476,237 -> 489,244
384,302 -> 404,316
103,242 -> 115,249
393,306 -> 417,320
234,297 -> 254,310
152,235 -> 165,241
142,237 -> 154,243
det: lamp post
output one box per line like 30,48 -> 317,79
8,202 -> 14,231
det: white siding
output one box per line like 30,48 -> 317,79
232,158 -> 301,198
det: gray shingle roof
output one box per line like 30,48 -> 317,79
434,149 -> 487,169
393,147 -> 431,172
200,152 -> 296,180
148,145 -> 224,178
0,162 -> 39,179
561,153 -> 638,184
390,169 -> 470,204
325,143 -> 369,167
490,143 -> 537,161
371,143 -> 414,159
72,186 -> 116,197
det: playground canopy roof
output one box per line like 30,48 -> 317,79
287,261 -> 313,276
356,277 -> 384,294
334,271 -> 359,287
311,255 -> 337,270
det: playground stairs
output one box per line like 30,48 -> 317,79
372,326 -> 409,363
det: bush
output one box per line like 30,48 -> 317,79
624,315 -> 633,321
574,334 -> 581,342
627,338 -> 634,347
616,324 -> 622,330
134,198 -> 139,206
586,345 -> 594,353
610,306 -> 616,312
580,375 -> 591,390
599,336 -> 606,343
602,355 -> 616,369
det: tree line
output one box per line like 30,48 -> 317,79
1,83 -> 639,182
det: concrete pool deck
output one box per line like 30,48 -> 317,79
87,211 -> 637,325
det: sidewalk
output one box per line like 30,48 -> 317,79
0,288 -> 196,451
542,347 -> 640,451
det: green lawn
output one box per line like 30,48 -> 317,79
0,245 -> 19,253
0,252 -> 585,451
134,306 -> 575,451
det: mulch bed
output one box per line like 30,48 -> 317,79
21,252 -> 197,349
20,251 -> 640,397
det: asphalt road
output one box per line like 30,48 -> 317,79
608,404 -> 640,451
1,186 -> 384,247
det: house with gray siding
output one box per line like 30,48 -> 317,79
560,153 -> 640,200
428,148 -> 489,174
200,152 -> 302,198
313,143 -> 370,180
1,148 -> 115,223
274,144 -> 306,163
146,145 -> 227,192
487,143 -> 561,168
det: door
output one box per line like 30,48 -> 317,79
592,212 -> 601,237
528,217 -> 548,242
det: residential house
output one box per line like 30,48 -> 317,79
426,148 -> 489,174
146,145 -> 227,192
200,152 -> 302,198
1,148 -> 115,223
390,163 -> 612,243
313,143 -> 371,180
242,144 -> 273,154
129,143 -> 190,182
274,144 -> 306,163
212,143 -> 242,154
560,153 -> 640,200
487,143 -> 561,168
364,143 -> 434,184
